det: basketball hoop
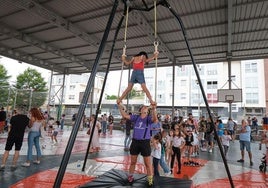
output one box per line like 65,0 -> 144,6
225,95 -> 234,103
218,89 -> 242,103
226,99 -> 233,104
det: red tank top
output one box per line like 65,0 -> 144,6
133,61 -> 144,70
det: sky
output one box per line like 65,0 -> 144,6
0,56 -> 50,82
0,56 -> 130,95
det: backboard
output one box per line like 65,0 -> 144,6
217,89 -> 242,103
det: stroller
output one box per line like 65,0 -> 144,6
259,153 -> 267,173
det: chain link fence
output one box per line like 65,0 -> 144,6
0,86 -> 48,114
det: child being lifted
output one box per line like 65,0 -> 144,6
117,51 -> 159,106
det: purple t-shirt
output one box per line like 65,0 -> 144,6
130,114 -> 153,140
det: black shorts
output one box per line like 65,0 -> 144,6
52,131 -> 58,136
5,135 -> 23,151
185,141 -> 193,146
130,139 -> 151,157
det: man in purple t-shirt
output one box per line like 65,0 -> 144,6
118,103 -> 158,186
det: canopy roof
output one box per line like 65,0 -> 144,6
0,0 -> 267,74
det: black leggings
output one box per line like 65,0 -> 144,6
170,146 -> 182,171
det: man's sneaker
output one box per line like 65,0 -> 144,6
22,162 -> 30,167
127,175 -> 134,184
33,160 -> 40,164
164,170 -> 172,176
147,176 -> 153,186
237,159 -> 244,163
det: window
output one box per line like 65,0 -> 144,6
57,78 -> 62,84
180,93 -> 186,100
255,108 -> 262,114
158,80 -> 165,88
207,93 -> 217,103
169,93 -> 173,100
207,65 -> 217,75
245,62 -> 257,73
169,79 -> 173,87
181,80 -> 186,86
246,108 -> 253,113
166,71 -> 173,77
70,85 -> 75,90
207,81 -> 218,89
68,95 -> 75,100
178,65 -> 187,76
245,78 -> 258,89
231,104 -> 238,112
246,93 -> 258,104
192,93 -> 199,104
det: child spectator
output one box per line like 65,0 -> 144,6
108,113 -> 114,136
185,128 -> 194,159
221,129 -> 232,158
160,130 -> 172,176
192,128 -> 200,157
151,133 -> 161,176
47,117 -> 55,136
51,121 -> 60,145
170,129 -> 185,174
165,129 -> 173,166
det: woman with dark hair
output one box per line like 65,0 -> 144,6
22,108 -> 45,167
118,103 -> 158,186
117,51 -> 159,106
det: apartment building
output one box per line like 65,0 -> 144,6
49,59 -> 266,120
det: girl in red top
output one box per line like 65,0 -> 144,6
117,51 -> 159,105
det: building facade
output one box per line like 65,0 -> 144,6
49,59 -> 266,121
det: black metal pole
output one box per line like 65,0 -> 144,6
53,1 -> 119,187
82,7 -> 125,172
161,1 -> 234,188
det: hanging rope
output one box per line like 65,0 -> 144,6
122,5 -> 129,57
154,0 -> 159,102
118,4 -> 130,98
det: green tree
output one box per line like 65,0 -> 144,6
106,95 -> 118,100
0,64 -> 11,107
15,68 -> 48,109
129,89 -> 137,99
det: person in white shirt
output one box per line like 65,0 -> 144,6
51,121 -> 60,145
170,129 -> 185,174
151,133 -> 161,176
221,129 -> 232,158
